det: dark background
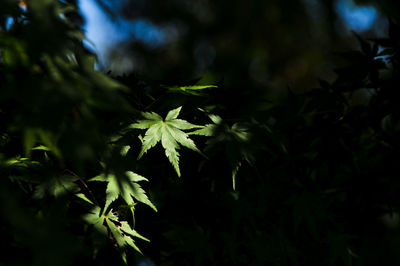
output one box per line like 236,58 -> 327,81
81,0 -> 393,93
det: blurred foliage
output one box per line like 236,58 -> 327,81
95,0 -> 338,91
93,0 -> 391,93
1,0 -> 400,266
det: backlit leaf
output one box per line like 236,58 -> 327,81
90,171 -> 157,212
130,107 -> 204,176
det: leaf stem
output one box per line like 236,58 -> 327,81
144,94 -> 165,111
65,169 -> 100,206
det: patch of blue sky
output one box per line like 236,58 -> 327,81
131,20 -> 166,48
336,0 -> 377,32
78,0 -> 167,57
79,0 -> 125,55
5,17 -> 14,31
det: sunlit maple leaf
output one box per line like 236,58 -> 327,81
130,106 -> 203,176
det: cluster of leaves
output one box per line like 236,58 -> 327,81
121,22 -> 400,265
2,1 -> 400,266
0,1 -> 213,264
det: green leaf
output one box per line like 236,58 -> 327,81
5,156 -> 39,167
200,117 -> 253,189
209,114 -> 223,124
31,145 -> 51,151
168,119 -> 202,130
123,235 -> 142,255
23,129 -> 61,158
190,114 -> 222,136
137,123 -> 163,159
89,173 -> 108,182
130,107 -> 204,176
189,124 -> 215,136
91,171 -> 157,212
120,145 -> 130,156
33,175 -> 79,199
105,211 -> 145,256
75,193 -> 95,205
232,161 -> 241,190
165,106 -> 182,120
129,112 -> 162,129
84,207 -> 147,257
83,206 -> 107,235
104,174 -> 120,210
126,171 -> 149,182
167,85 -> 217,96
107,209 -> 146,255
120,221 -> 150,242
106,217 -> 126,247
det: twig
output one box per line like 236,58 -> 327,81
65,169 -> 100,206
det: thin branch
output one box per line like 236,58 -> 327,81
143,94 -> 166,111
65,169 -> 100,206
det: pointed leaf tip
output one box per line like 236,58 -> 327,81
166,106 -> 182,120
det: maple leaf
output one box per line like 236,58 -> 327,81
33,175 -> 79,199
83,207 -> 149,259
90,171 -> 157,212
130,106 -> 203,177
191,114 -> 253,190
189,114 -> 222,136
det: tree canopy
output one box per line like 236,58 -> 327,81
1,0 -> 400,265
